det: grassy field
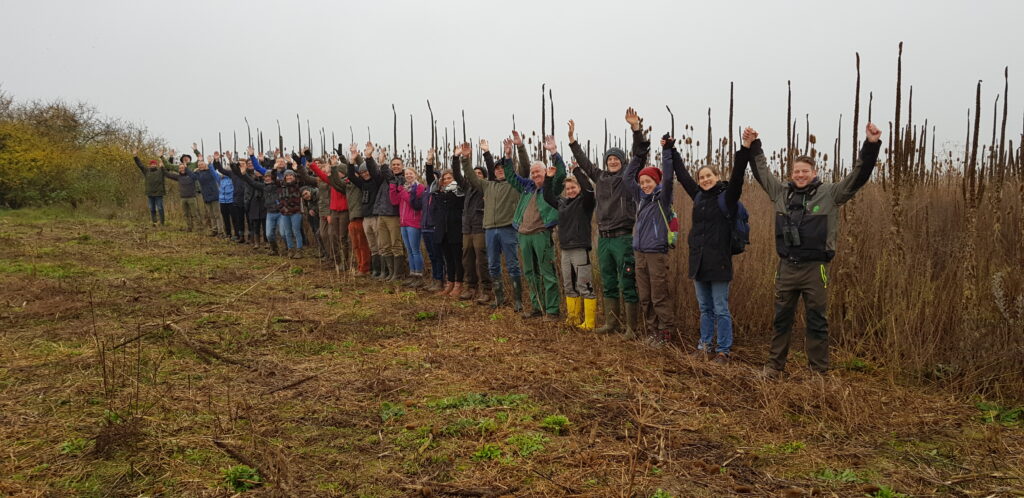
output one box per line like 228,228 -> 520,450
0,208 -> 1021,497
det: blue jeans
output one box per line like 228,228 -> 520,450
422,230 -> 445,281
265,212 -> 281,242
401,226 -> 424,273
147,196 -> 165,224
694,280 -> 733,353
279,213 -> 304,249
486,226 -> 521,278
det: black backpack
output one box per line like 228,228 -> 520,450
696,192 -> 751,255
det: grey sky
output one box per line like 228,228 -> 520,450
2,0 -> 1021,164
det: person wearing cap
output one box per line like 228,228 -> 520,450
748,123 -> 882,377
191,156 -> 221,236
621,107 -> 675,346
567,119 -> 641,337
132,152 -> 169,226
503,134 -> 565,321
451,143 -> 491,303
347,145 -> 384,278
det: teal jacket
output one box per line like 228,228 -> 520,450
503,152 -> 566,230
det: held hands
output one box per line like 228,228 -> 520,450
742,127 -> 758,148
660,133 -> 675,150
865,122 -> 881,142
567,119 -> 576,143
502,138 -> 513,157
543,135 -> 557,154
479,139 -> 489,153
512,130 -> 523,146
625,107 -> 641,131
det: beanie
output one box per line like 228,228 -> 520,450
638,166 -> 662,184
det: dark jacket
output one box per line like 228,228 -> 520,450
504,152 -> 566,230
346,158 -> 376,219
214,160 -> 246,205
429,158 -> 465,242
133,157 -> 167,197
369,157 -> 402,217
749,139 -> 881,262
243,170 -> 266,219
194,167 -> 220,203
460,152 -> 521,229
244,157 -> 315,215
568,133 -> 641,235
544,167 -> 594,250
452,154 -> 485,234
670,145 -> 747,281
622,134 -> 674,254
163,168 -> 197,198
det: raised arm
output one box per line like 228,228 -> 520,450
723,131 -> 753,216
567,119 -> 601,180
513,130 -> 531,178
462,143 -> 487,191
133,155 -> 146,175
658,140 -> 674,211
664,134 -> 698,199
745,128 -> 783,202
832,123 -> 882,205
546,136 -> 567,197
232,161 -> 259,189
425,148 -> 437,187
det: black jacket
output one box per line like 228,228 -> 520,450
670,146 -> 747,282
452,157 -> 485,234
544,168 -> 595,250
348,157 -> 379,217
432,159 -> 466,243
568,132 -> 642,234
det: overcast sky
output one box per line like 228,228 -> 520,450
2,0 -> 1021,164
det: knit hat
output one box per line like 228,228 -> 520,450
283,169 -> 296,177
180,154 -> 192,163
148,160 -> 159,166
638,166 -> 662,184
603,147 -> 627,167
357,164 -> 368,173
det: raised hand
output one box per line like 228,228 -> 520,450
460,142 -> 472,158
225,151 -> 233,160
452,143 -> 464,158
479,139 -> 490,153
192,142 -> 198,151
546,165 -> 556,177
660,133 -> 675,149
364,141 -> 374,158
246,145 -> 255,156
132,149 -> 139,157
349,143 -> 358,156
543,135 -> 557,154
567,119 -> 576,143
625,107 -> 640,131
502,138 -> 513,157
213,151 -> 221,160
512,130 -> 523,146
865,122 -> 881,142
427,147 -> 436,163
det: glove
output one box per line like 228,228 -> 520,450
662,133 -> 675,150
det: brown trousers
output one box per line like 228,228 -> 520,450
461,232 -> 490,289
324,210 -> 351,269
768,260 -> 830,372
635,252 -> 673,333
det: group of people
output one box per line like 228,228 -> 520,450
133,108 -> 882,376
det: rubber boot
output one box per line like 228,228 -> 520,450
268,239 -> 279,256
491,280 -> 505,309
564,297 -> 582,328
370,255 -> 381,279
595,297 -> 620,334
581,298 -> 598,331
510,276 -> 524,313
381,255 -> 394,280
387,255 -> 403,282
623,302 -> 639,339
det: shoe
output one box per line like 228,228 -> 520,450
510,276 -> 524,313
475,287 -> 490,305
595,297 -> 620,334
448,282 -> 463,297
268,239 -> 280,256
436,281 -> 453,296
425,279 -> 443,292
387,256 -> 403,282
689,349 -> 710,360
564,296 -> 582,328
381,255 -> 393,280
712,353 -> 731,365
623,302 -> 639,339
459,284 -> 476,301
580,298 -> 597,331
760,365 -> 784,380
491,280 -> 505,309
520,309 -> 541,319
371,255 -> 383,279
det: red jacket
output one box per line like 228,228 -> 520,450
310,162 -> 349,212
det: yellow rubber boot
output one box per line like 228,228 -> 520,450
564,297 -> 582,327
581,298 -> 598,331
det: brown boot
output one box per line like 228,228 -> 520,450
474,286 -> 490,305
436,281 -> 453,296
448,282 -> 463,297
458,283 -> 475,300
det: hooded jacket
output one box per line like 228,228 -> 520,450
544,167 -> 594,250
451,154 -> 485,234
503,152 -> 566,231
391,182 -> 425,229
569,134 -> 641,234
368,157 -> 402,217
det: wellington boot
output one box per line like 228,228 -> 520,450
594,297 -> 620,334
580,298 -> 598,331
564,297 -> 582,328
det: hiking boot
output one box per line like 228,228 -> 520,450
712,353 -> 731,365
425,278 -> 443,292
448,282 -> 463,297
760,365 -> 784,380
436,281 -> 453,296
475,286 -> 490,305
510,276 -> 524,313
459,284 -> 476,301
594,297 -> 620,334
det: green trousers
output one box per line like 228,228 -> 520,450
518,230 -> 560,315
597,235 -> 638,302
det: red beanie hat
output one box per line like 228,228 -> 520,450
638,166 -> 662,184
149,160 -> 159,165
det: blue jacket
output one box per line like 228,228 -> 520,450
194,166 -> 220,203
623,137 -> 674,254
216,166 -> 235,204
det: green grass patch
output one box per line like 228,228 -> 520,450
539,414 -> 571,435
221,465 -> 262,492
975,401 -> 1022,426
379,401 -> 406,422
506,432 -> 548,458
0,259 -> 89,279
472,443 -> 502,461
813,467 -> 864,483
428,393 -> 528,411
